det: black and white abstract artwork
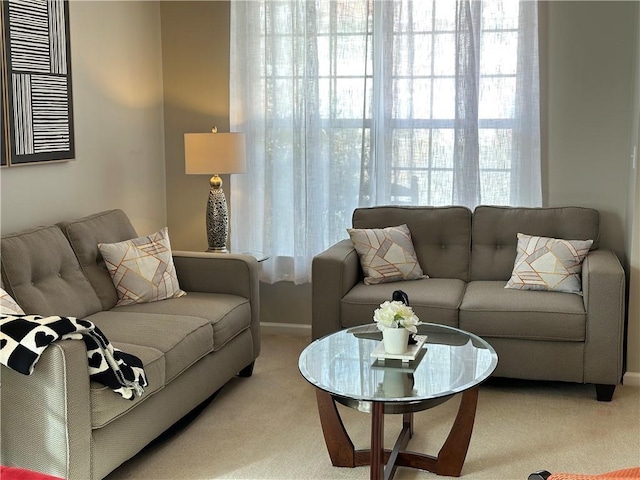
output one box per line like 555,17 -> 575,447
1,0 -> 74,166
1,68 -> 6,167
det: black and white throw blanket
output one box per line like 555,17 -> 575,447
0,314 -> 147,400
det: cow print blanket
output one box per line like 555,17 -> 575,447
0,314 -> 147,400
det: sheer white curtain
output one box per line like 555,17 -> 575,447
230,0 -> 541,284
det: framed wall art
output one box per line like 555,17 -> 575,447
1,66 -> 6,167
1,0 -> 74,167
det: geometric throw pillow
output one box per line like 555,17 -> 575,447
98,227 -> 186,306
0,288 -> 25,315
505,233 -> 593,294
347,224 -> 427,285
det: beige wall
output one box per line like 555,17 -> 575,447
629,144 -> 640,381
0,1 -> 166,236
626,4 -> 640,383
542,1 -> 636,266
160,1 -> 232,252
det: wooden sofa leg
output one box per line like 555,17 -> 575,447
595,384 -> 615,402
238,361 -> 255,377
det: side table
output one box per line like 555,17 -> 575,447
232,250 -> 269,262
205,249 -> 270,262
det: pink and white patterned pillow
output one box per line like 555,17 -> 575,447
347,224 -> 427,285
505,233 -> 593,294
0,287 -> 24,315
98,227 -> 186,306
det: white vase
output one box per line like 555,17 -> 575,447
382,328 -> 410,354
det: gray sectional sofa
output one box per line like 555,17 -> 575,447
312,205 -> 625,401
1,209 -> 260,479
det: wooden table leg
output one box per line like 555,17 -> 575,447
370,402 -> 385,480
315,389 -> 356,467
434,386 -> 479,476
315,387 -> 480,478
391,387 -> 479,477
384,412 -> 413,480
403,412 -> 413,438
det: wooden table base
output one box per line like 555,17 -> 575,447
316,387 -> 479,479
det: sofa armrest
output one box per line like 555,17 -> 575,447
172,251 -> 258,297
1,340 -> 92,480
311,239 -> 361,340
581,249 -> 625,385
172,251 -> 260,357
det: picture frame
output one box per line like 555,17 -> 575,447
1,0 -> 74,167
1,65 -> 6,167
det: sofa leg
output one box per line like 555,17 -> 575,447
595,384 -> 615,402
238,362 -> 255,377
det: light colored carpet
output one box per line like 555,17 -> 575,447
106,334 -> 640,480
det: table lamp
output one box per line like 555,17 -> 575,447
184,128 -> 246,252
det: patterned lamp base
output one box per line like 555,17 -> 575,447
206,175 -> 228,252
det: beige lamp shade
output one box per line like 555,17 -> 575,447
184,133 -> 246,174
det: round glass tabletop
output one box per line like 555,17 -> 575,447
299,323 -> 498,412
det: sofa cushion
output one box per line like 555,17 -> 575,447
505,233 -> 593,294
1,226 -> 102,318
352,206 -> 472,281
347,224 -> 426,285
459,281 -> 586,341
471,206 -> 599,281
112,292 -> 251,351
90,342 -> 165,428
98,227 -> 186,306
86,310 -> 212,382
58,209 -> 138,311
341,278 -> 465,329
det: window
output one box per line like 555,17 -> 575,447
230,0 -> 540,284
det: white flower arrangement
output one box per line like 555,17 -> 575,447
373,300 -> 422,334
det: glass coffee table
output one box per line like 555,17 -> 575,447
298,323 -> 498,479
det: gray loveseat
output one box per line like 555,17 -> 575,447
312,206 -> 625,401
1,209 -> 260,479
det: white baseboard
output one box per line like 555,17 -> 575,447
623,371 -> 640,387
261,322 -> 312,337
